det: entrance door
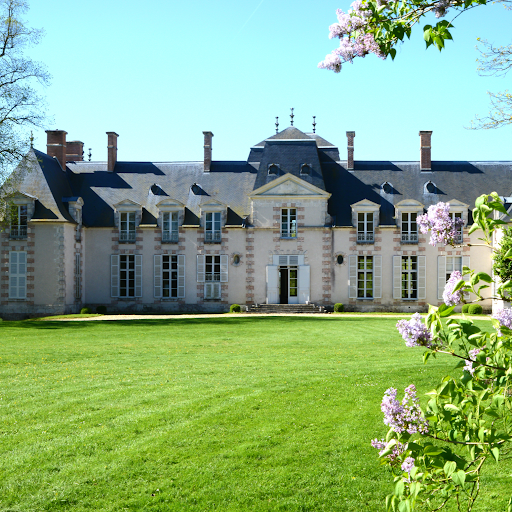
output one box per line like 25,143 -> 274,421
279,266 -> 299,304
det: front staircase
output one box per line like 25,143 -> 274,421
245,303 -> 326,314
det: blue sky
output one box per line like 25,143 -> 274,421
26,0 -> 511,164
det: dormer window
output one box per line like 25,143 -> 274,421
205,212 -> 221,243
268,164 -> 279,176
449,211 -> 463,244
10,204 -> 27,239
120,212 -> 136,242
162,211 -> 179,243
382,182 -> 392,194
357,212 -> 374,242
401,212 -> 418,243
300,164 -> 311,176
425,181 -> 436,194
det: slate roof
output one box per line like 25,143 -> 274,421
13,126 -> 512,229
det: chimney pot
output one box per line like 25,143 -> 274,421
107,132 -> 119,172
66,140 -> 84,162
203,131 -> 213,172
46,130 -> 67,170
346,131 -> 355,170
419,130 -> 432,171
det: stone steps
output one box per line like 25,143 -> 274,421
246,303 -> 326,314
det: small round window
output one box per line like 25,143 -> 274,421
337,254 -> 344,265
382,182 -> 392,194
268,164 -> 279,175
426,181 -> 436,193
233,254 -> 240,265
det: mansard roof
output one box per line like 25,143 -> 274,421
7,125 -> 512,229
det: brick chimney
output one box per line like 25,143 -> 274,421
346,131 -> 355,170
46,130 -> 67,170
107,132 -> 119,172
419,130 -> 432,171
66,141 -> 84,162
203,131 -> 213,172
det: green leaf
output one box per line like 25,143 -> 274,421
444,460 -> 456,477
424,445 -> 443,456
476,272 -> 493,283
444,404 -> 460,413
452,470 -> 466,487
438,304 -> 455,317
398,499 -> 411,512
491,447 -> 500,462
395,479 -> 405,497
389,47 -> 397,60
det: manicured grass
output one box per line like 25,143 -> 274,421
29,313 -> 103,320
0,317 -> 509,511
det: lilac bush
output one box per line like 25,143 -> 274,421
416,202 -> 464,246
442,270 -> 466,306
381,385 -> 428,435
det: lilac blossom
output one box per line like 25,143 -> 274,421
443,271 -> 467,306
416,202 -> 464,246
464,348 -> 482,376
371,438 -> 406,464
401,457 -> 415,473
381,385 -> 429,435
396,313 -> 433,348
493,308 -> 512,336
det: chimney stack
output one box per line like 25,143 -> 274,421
46,130 -> 67,170
66,140 -> 84,162
346,131 -> 355,170
107,132 -> 119,172
419,130 -> 432,171
203,131 -> 213,172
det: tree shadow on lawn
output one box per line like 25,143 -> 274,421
0,315 -> 399,331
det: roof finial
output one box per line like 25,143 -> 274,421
29,131 -> 34,148
290,107 -> 294,126
312,116 -> 316,134
275,116 -> 279,134
88,148 -> 92,162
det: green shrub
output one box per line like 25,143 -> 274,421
468,304 -> 483,315
334,303 -> 344,313
96,305 -> 107,315
230,304 -> 241,313
80,307 -> 92,315
462,304 -> 470,313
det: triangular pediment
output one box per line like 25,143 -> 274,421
10,191 -> 37,203
447,199 -> 469,209
351,199 -> 380,209
396,199 -> 424,209
156,199 -> 184,209
250,173 -> 330,199
113,199 -> 142,211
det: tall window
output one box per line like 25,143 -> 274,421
9,251 -> 26,299
10,204 -> 27,239
205,212 -> 221,243
120,212 -> 136,242
119,255 -> 136,297
401,256 -> 418,299
449,212 -> 463,244
357,255 -> 373,298
163,255 -> 179,298
357,212 -> 374,242
401,212 -> 418,243
281,208 -> 297,238
205,255 -> 221,299
162,212 -> 179,243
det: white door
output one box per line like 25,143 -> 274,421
266,265 -> 279,304
288,266 -> 299,304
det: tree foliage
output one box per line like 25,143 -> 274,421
0,0 -> 48,181
493,227 -> 512,284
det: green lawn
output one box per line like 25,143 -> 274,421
0,317 -> 509,511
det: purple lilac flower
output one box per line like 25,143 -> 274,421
371,438 -> 406,464
416,202 -> 464,246
464,348 -> 483,376
443,271 -> 467,306
396,313 -> 433,348
381,385 -> 429,435
401,457 -> 415,473
493,308 -> 512,336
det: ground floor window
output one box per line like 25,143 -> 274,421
111,254 -> 142,298
9,251 -> 26,299
357,255 -> 373,298
393,255 -> 426,300
197,254 -> 228,300
401,256 -> 417,299
154,255 -> 185,298
437,255 -> 469,300
349,255 -> 382,299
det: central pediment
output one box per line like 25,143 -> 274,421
249,173 -> 330,199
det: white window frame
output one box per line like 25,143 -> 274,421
401,212 -> 418,243
9,251 -> 26,299
393,255 -> 426,300
349,255 -> 381,299
281,208 -> 297,238
437,255 -> 470,300
205,212 -> 221,243
357,212 -> 374,243
154,254 -> 185,299
10,204 -> 28,239
111,254 -> 142,298
357,255 -> 374,298
449,211 -> 463,244
119,212 -> 136,242
401,256 -> 418,299
162,211 -> 179,243
197,254 -> 228,300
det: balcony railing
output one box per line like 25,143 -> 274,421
10,226 -> 27,239
401,233 -> 418,243
162,232 -> 179,243
357,232 -> 374,243
119,230 -> 136,242
205,231 -> 221,243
